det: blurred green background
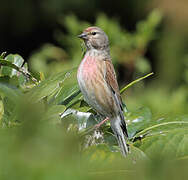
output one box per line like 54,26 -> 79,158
1,0 -> 188,116
0,0 -> 188,179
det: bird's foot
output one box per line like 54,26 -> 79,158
94,117 -> 109,129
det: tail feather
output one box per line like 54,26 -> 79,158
111,116 -> 129,157
117,134 -> 129,156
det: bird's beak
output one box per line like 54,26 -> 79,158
78,33 -> 88,39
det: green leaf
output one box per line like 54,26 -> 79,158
44,105 -> 66,123
84,144 -> 117,161
0,83 -> 21,102
27,68 -> 77,102
134,115 -> 188,137
0,83 -> 22,125
84,143 -> 148,164
138,129 -> 188,159
52,84 -> 81,107
0,56 -> 37,84
0,59 -> 21,75
133,115 -> 188,159
1,54 -> 24,77
61,109 -> 96,131
127,145 -> 149,162
126,107 -> 152,138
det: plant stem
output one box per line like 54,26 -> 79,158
135,121 -> 188,137
120,72 -> 154,94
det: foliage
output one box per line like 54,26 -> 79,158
0,9 -> 188,179
0,50 -> 188,179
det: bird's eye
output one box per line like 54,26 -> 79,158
91,32 -> 97,35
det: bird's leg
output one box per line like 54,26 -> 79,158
95,117 -> 109,129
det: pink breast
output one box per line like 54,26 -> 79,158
81,56 -> 97,80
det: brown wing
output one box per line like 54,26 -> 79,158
104,59 -> 128,137
104,60 -> 122,106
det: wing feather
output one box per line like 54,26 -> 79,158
104,59 -> 128,137
104,60 -> 122,106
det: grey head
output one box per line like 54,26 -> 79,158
78,26 -> 109,51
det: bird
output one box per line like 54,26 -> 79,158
77,26 -> 129,156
